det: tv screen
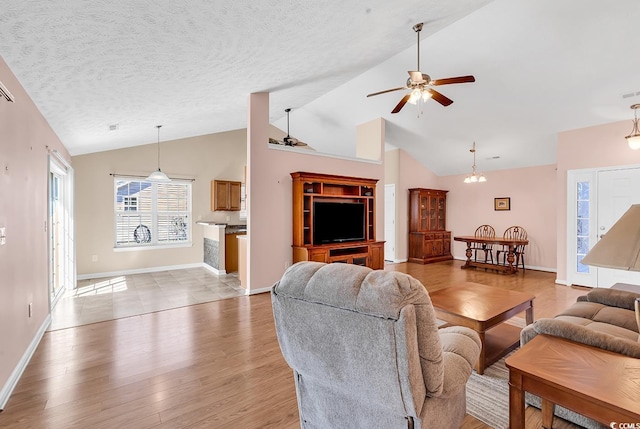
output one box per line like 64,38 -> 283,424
313,201 -> 365,244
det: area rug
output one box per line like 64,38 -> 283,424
465,353 -> 513,429
465,317 -> 526,429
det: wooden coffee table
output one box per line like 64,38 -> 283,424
505,334 -> 640,428
428,282 -> 534,374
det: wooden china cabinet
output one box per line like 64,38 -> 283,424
408,188 -> 453,264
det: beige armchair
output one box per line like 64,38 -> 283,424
271,262 -> 481,429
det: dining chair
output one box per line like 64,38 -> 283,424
472,224 -> 495,263
496,226 -> 528,271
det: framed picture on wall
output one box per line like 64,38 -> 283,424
494,197 -> 511,211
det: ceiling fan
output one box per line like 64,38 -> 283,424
269,108 -> 308,147
367,22 -> 475,114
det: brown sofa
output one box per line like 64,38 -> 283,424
520,287 -> 640,428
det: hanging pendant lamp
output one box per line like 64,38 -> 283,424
146,125 -> 171,182
625,104 -> 640,150
463,141 -> 486,183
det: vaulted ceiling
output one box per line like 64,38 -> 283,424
1,0 -> 639,176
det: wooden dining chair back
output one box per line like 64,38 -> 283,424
498,226 -> 528,270
472,225 -> 495,263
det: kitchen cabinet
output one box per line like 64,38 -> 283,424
211,180 -> 241,211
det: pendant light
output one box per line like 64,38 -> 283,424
463,142 -> 486,183
146,125 -> 171,182
625,104 -> 640,150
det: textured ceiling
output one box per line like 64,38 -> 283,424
1,0 -> 640,176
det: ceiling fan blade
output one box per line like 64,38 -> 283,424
391,94 -> 411,114
408,71 -> 424,83
367,87 -> 406,97
431,75 -> 475,86
426,89 -> 453,106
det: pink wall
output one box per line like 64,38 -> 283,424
436,164 -> 557,270
389,148 -> 557,270
247,93 -> 384,291
0,54 -> 70,405
556,120 -> 640,282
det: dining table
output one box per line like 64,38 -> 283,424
453,235 -> 529,274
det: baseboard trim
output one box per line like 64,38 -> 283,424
0,314 -> 51,410
202,263 -> 226,276
384,258 -> 408,264
77,263 -> 206,280
246,286 -> 272,295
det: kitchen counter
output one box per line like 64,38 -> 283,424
196,222 -> 246,234
197,222 -> 246,273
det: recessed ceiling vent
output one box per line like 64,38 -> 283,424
0,80 -> 15,102
622,91 -> 640,99
109,123 -> 119,131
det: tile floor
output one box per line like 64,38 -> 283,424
49,267 -> 245,330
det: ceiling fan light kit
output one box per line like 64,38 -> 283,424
146,125 -> 171,183
367,22 -> 475,114
464,142 -> 486,183
626,104 -> 640,150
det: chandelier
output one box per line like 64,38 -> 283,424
463,142 -> 486,183
625,104 -> 640,150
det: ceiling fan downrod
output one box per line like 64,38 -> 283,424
284,108 -> 293,145
413,22 -> 423,73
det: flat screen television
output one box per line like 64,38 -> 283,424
313,201 -> 366,244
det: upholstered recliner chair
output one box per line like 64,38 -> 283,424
271,262 -> 481,429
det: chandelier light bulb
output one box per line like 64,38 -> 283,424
408,89 -> 421,105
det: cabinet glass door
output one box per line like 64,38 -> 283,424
437,196 -> 445,230
429,196 -> 437,230
420,196 -> 428,230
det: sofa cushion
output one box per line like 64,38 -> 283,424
581,288 -> 640,311
557,301 -> 639,334
553,316 -> 639,341
521,318 -> 640,357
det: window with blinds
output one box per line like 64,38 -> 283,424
114,178 -> 191,248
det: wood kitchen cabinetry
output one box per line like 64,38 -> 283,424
408,188 -> 453,264
211,180 -> 241,211
224,231 -> 246,272
291,172 -> 384,270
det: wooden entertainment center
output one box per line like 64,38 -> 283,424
291,172 -> 385,270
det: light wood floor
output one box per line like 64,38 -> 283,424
0,260 -> 588,428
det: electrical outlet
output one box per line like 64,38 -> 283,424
92,255 -> 98,262
0,227 -> 5,246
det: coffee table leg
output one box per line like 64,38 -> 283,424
476,330 -> 486,375
525,303 -> 534,325
541,398 -> 555,429
509,371 -> 525,429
